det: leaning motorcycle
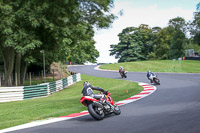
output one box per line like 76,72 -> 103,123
153,76 -> 160,85
120,71 -> 127,78
149,74 -> 160,85
80,92 -> 121,120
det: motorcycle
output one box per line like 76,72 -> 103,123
149,74 -> 160,85
120,71 -> 127,78
80,92 -> 121,120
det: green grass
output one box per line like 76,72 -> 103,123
100,60 -> 200,73
0,74 -> 143,130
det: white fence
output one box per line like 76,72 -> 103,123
0,73 -> 81,103
0,87 -> 24,103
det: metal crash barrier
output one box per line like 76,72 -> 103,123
0,73 -> 81,103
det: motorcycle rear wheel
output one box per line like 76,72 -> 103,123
154,78 -> 160,85
88,103 -> 105,120
124,74 -> 127,78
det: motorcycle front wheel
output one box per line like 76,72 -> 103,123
113,104 -> 121,115
88,103 -> 105,120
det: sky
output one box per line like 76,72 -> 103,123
94,0 -> 200,63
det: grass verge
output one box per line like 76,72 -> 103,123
0,74 -> 143,130
100,60 -> 200,73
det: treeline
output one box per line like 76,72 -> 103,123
0,0 -> 116,86
110,3 -> 200,63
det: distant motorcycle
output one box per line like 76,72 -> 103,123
80,92 -> 121,120
149,74 -> 160,85
120,71 -> 127,78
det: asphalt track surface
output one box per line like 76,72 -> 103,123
9,65 -> 200,133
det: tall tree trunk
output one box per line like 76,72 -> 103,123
1,47 -> 15,86
20,61 -> 27,85
15,53 -> 21,85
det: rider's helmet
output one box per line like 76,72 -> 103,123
147,70 -> 151,73
83,81 -> 90,87
120,66 -> 123,69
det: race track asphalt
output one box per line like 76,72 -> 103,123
9,65 -> 200,133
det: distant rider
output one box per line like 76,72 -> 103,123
147,70 -> 156,83
119,66 -> 125,75
82,81 -> 108,100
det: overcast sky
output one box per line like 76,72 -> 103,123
94,0 -> 199,63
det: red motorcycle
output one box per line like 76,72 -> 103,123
80,92 -> 121,120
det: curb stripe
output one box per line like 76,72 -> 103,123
125,97 -> 142,100
116,103 -> 125,106
143,86 -> 154,88
143,89 -> 154,91
141,85 -> 150,86
60,112 -> 89,118
137,92 -> 151,95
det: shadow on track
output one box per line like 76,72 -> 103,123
71,113 -> 117,122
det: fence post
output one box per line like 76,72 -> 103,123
60,69 -> 61,79
26,73 -> 28,80
29,72 -> 32,86
12,73 -> 14,84
41,70 -> 43,82
0,74 -> 1,87
53,69 -> 55,81
3,73 -> 4,80
61,65 -> 63,79
15,73 -> 18,86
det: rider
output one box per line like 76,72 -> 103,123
147,70 -> 156,83
119,66 -> 125,75
82,81 -> 108,100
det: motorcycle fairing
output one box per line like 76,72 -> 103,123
80,96 -> 99,106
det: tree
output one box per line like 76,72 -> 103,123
154,27 -> 175,59
138,24 -> 154,58
152,26 -> 162,33
0,0 -> 115,86
110,27 -> 144,62
110,24 -> 154,62
167,17 -> 187,59
169,30 -> 185,59
189,2 -> 200,46
168,17 -> 187,34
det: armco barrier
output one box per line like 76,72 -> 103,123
49,81 -> 56,94
0,86 -> 24,103
62,78 -> 68,89
72,75 -> 77,83
56,80 -> 63,92
23,84 -> 48,99
68,76 -> 73,86
76,73 -> 81,81
0,73 -> 81,103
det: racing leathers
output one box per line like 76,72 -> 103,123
119,68 -> 125,75
82,85 -> 108,100
147,72 -> 156,83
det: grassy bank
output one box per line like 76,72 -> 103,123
100,60 -> 200,73
0,74 -> 143,130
